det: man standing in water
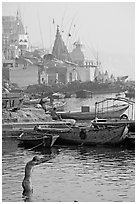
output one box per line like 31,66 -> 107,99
22,156 -> 40,197
22,155 -> 51,201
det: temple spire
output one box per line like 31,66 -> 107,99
57,25 -> 59,33
52,25 -> 71,62
16,10 -> 19,20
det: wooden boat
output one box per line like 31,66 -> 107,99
18,132 -> 59,148
58,104 -> 129,120
23,97 -> 49,106
23,98 -> 41,105
36,124 -> 128,146
45,101 -> 66,111
91,97 -> 135,133
24,97 -> 66,111
75,89 -> 92,98
2,119 -> 76,137
52,92 -> 65,99
60,97 -> 133,121
91,118 -> 135,133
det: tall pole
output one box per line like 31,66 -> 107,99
66,15 -> 76,48
49,17 -> 51,53
37,11 -> 44,49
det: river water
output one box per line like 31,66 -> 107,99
2,93 -> 135,202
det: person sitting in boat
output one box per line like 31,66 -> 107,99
49,95 -> 54,106
39,98 -> 47,112
50,107 -> 62,121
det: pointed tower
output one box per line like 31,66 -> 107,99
15,10 -> 25,35
52,26 -> 71,62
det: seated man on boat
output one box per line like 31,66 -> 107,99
50,107 -> 62,121
49,95 -> 54,106
39,98 -> 47,112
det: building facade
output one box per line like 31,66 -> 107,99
48,26 -> 97,84
40,26 -> 78,85
2,12 -> 29,60
42,54 -> 77,85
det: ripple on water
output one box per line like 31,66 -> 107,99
2,138 -> 135,202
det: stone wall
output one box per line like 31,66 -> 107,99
9,65 -> 39,88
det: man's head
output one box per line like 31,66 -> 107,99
32,156 -> 41,163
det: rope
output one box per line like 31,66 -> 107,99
28,142 -> 44,151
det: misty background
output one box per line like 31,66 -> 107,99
2,2 -> 135,80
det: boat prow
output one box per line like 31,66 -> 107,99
18,131 -> 59,148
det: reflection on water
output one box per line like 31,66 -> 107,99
2,137 -> 135,202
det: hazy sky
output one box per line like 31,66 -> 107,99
2,2 -> 135,79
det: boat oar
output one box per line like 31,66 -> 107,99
28,142 -> 44,151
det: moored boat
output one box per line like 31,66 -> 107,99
37,99 -> 66,111
59,97 -> 132,121
58,103 -> 129,120
91,97 -> 135,134
91,118 -> 135,131
45,101 -> 66,111
18,132 -> 59,148
36,124 -> 128,146
52,92 -> 65,99
23,97 -> 49,106
23,98 -> 42,105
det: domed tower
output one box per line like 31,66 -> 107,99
70,40 -> 84,66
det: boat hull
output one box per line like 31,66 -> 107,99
91,119 -> 135,132
18,132 -> 59,148
52,92 -> 65,99
59,105 -> 129,120
37,125 -> 128,146
23,98 -> 66,111
46,101 -> 66,111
